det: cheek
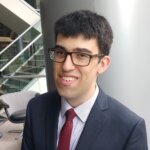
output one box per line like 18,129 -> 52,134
81,66 -> 99,81
53,64 -> 60,79
53,63 -> 61,72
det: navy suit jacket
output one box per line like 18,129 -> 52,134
21,89 -> 148,150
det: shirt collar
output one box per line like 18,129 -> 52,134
61,84 -> 99,123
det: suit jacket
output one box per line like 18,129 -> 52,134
21,89 -> 148,150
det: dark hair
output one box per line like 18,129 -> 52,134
55,10 -> 113,55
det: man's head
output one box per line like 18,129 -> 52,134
55,10 -> 113,55
50,10 -> 113,106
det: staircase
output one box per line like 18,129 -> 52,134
0,0 -> 40,34
0,21 -> 46,93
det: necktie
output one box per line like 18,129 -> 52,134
58,108 -> 76,150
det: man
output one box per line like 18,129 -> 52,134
21,10 -> 148,150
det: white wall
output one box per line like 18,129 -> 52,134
0,0 -> 40,25
40,0 -> 150,147
96,0 -> 150,147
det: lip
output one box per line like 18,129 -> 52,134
58,74 -> 78,86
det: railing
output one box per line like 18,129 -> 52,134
0,20 -> 41,69
0,34 -> 45,93
0,33 -> 42,72
2,74 -> 46,79
19,0 -> 40,15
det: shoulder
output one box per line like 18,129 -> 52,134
27,90 -> 61,110
97,90 -> 147,143
97,89 -> 144,126
108,95 -> 141,122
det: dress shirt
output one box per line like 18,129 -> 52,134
57,84 -> 99,150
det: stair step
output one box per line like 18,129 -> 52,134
7,78 -> 29,84
1,45 -> 45,93
28,60 -> 45,66
0,59 -> 9,68
34,54 -> 45,60
22,65 -> 44,69
6,79 -> 29,89
4,83 -> 20,89
37,50 -> 44,55
2,84 -> 19,93
16,71 -> 34,75
19,66 -> 44,74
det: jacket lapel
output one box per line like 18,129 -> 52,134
45,92 -> 61,150
75,89 -> 109,150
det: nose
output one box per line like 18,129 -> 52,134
62,54 -> 76,71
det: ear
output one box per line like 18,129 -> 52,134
97,56 -> 110,75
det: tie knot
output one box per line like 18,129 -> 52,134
65,108 -> 76,121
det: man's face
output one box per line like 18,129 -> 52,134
53,34 -> 110,106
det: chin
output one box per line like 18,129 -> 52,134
56,86 -> 74,99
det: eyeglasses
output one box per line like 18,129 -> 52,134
49,47 -> 104,67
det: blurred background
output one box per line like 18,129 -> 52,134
40,0 -> 150,147
0,0 -> 150,149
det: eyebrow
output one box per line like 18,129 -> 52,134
73,48 -> 93,54
55,45 -> 66,50
55,45 -> 93,54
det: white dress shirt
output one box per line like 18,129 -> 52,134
57,85 -> 99,150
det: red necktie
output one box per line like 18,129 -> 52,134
58,108 -> 76,150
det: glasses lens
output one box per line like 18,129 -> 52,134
50,49 -> 66,62
49,48 -> 91,66
72,53 -> 90,66
49,50 -> 55,60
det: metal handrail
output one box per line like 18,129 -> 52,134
2,74 -> 46,79
0,20 -> 41,55
19,0 -> 40,15
0,33 -> 42,72
12,46 -> 44,76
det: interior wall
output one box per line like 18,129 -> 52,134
0,0 -> 40,34
96,0 -> 150,146
40,0 -> 150,147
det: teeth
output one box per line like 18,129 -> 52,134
62,77 -> 75,81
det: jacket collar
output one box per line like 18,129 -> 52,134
45,88 -> 109,150
75,88 -> 109,150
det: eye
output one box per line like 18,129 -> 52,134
55,49 -> 66,57
76,53 -> 89,59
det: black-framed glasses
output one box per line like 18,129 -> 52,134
49,47 -> 104,67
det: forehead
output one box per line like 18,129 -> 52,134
56,34 -> 99,54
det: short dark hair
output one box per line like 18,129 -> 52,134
55,10 -> 113,55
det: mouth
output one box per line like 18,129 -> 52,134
62,76 -> 76,81
58,75 -> 78,86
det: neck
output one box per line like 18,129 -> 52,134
65,84 -> 97,107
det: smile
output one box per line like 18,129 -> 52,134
58,75 -> 78,86
62,76 -> 76,81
